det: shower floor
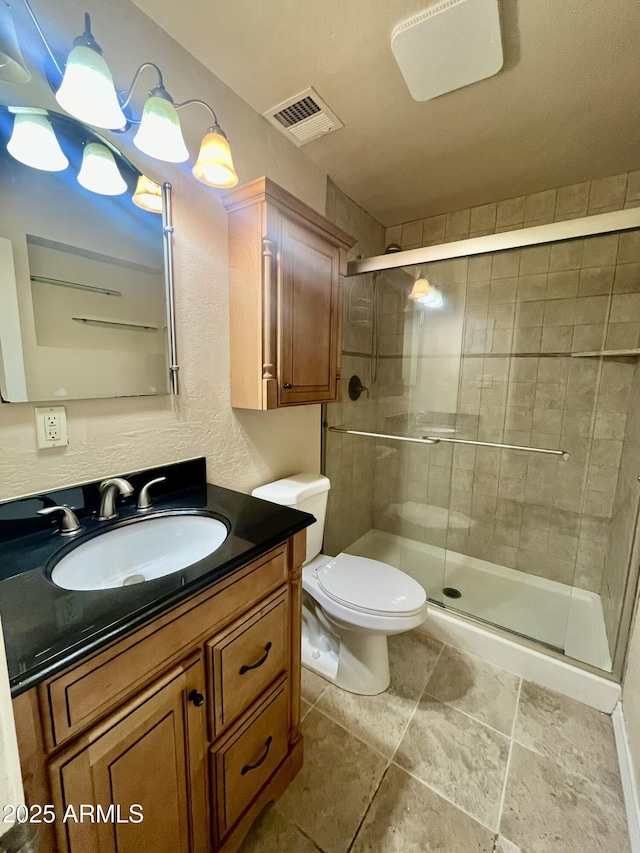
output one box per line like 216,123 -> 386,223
344,529 -> 612,672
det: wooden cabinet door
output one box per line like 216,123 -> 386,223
278,214 -> 341,405
49,658 -> 208,853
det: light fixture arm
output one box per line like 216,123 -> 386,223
20,0 -> 62,76
175,99 -> 221,133
119,61 -> 165,109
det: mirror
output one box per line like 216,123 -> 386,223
0,105 -> 173,402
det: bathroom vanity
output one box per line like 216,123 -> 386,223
0,458 -> 313,853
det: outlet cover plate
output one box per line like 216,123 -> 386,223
34,406 -> 68,449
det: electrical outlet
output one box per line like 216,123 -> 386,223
35,406 -> 68,449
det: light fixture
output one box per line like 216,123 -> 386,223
54,13 -> 126,130
0,0 -> 31,82
132,174 -> 162,213
7,2 -> 240,188
133,84 -> 188,163
77,142 -> 127,196
409,276 -> 444,309
192,122 -> 238,188
6,107 -> 68,171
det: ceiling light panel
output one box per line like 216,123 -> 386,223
391,0 -> 503,102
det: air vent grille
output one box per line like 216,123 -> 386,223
274,96 -> 322,128
264,88 -> 343,146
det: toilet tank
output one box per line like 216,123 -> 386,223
251,474 -> 330,564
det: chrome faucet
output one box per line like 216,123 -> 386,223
37,505 -> 82,536
98,478 -> 134,521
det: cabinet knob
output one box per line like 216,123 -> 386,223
283,383 -> 292,389
188,690 -> 205,707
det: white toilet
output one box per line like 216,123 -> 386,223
252,473 -> 427,695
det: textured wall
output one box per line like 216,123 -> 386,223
0,0 -> 330,502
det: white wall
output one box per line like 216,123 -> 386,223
0,0 -> 330,815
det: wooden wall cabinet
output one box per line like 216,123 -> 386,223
13,533 -> 306,853
223,177 -> 355,409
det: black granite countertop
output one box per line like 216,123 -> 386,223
0,458 -> 313,697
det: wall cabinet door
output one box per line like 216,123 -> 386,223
278,215 -> 341,406
224,177 -> 354,410
49,658 -> 208,853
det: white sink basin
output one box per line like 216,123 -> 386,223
50,515 -> 229,591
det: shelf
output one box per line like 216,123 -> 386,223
570,349 -> 640,358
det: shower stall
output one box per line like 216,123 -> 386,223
323,209 -> 640,680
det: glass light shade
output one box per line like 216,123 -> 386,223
0,2 -> 31,83
133,94 -> 188,163
192,128 -> 238,188
132,174 -> 162,213
77,142 -> 127,196
409,277 -> 444,309
409,277 -> 430,301
55,45 -> 126,130
7,110 -> 69,172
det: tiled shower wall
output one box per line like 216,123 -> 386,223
324,179 -> 384,556
369,171 -> 640,657
371,232 -> 640,596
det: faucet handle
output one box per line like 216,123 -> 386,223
37,505 -> 82,536
137,476 -> 167,511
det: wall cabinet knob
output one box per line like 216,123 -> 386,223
188,690 -> 205,707
283,383 -> 292,389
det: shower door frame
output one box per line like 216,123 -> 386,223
335,206 -> 640,684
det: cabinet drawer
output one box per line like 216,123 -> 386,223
43,545 -> 287,747
212,678 -> 289,839
208,590 -> 288,737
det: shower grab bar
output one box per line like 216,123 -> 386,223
327,427 -> 440,445
327,427 -> 569,459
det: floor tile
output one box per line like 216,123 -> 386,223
301,668 -> 329,704
301,698 -> 312,719
238,805 -> 320,852
316,632 -> 443,757
494,838 -> 522,853
277,708 -> 388,853
394,692 -> 509,829
514,681 -> 623,793
501,743 -> 631,852
425,645 -> 520,734
351,764 -> 495,852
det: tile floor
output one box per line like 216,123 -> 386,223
239,632 -> 631,853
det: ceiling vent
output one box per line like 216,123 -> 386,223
263,88 -> 344,146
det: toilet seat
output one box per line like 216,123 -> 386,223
314,553 -> 426,617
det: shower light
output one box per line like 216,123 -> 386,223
409,276 -> 444,309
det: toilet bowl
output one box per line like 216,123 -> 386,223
252,473 -> 427,695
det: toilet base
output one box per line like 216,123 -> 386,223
302,598 -> 391,695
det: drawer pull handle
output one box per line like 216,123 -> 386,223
283,383 -> 292,389
240,736 -> 272,776
239,642 -> 272,675
188,690 -> 205,707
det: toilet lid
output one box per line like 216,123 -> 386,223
316,553 -> 426,616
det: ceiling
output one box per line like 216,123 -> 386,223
132,0 -> 640,226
